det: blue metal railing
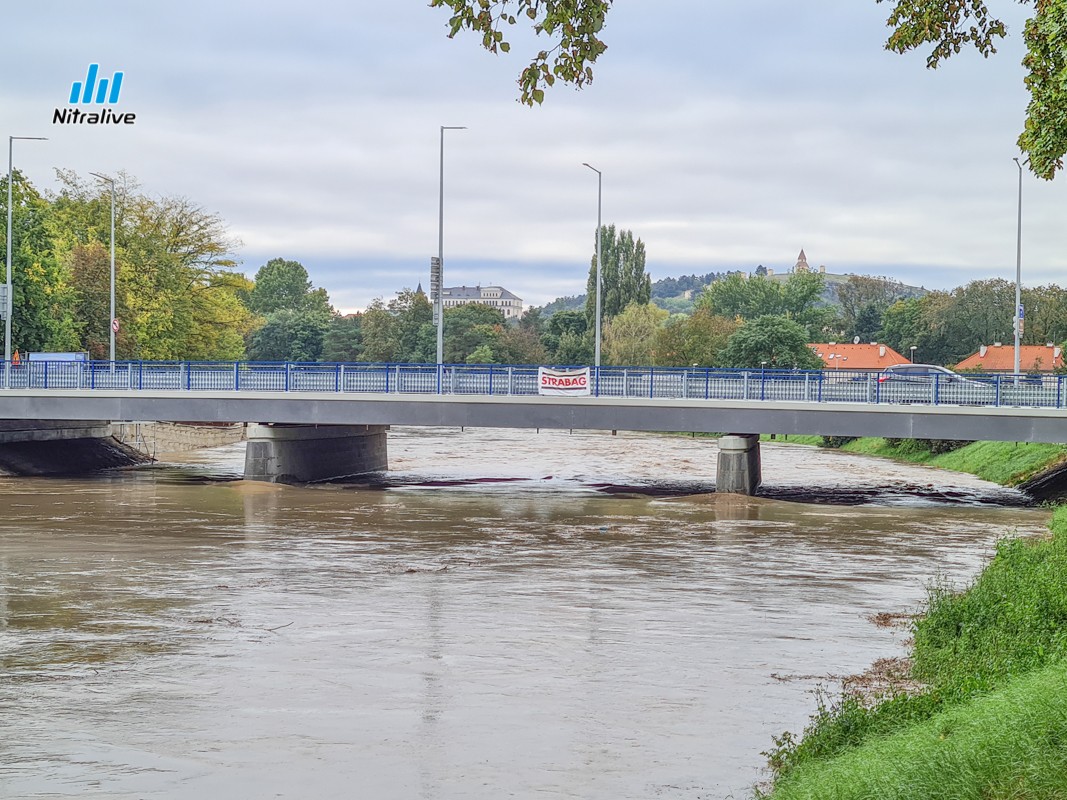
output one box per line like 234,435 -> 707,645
0,360 -> 1063,410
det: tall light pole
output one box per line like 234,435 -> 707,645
90,172 -> 116,363
436,125 -> 466,366
582,162 -> 602,368
1013,157 -> 1024,377
5,135 -> 47,388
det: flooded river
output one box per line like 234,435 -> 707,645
0,428 -> 1051,799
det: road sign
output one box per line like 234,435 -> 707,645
430,256 -> 442,300
111,318 -> 120,333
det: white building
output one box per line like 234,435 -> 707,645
441,285 -> 524,319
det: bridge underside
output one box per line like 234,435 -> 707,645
4,391 -> 1067,493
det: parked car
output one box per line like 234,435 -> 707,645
876,363 -> 994,404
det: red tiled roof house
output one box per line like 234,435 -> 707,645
954,343 -> 1063,373
808,342 -> 909,371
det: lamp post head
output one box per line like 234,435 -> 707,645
582,162 -> 601,176
10,136 -> 47,142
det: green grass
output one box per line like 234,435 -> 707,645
760,434 -> 824,446
931,440 -> 1067,486
806,437 -> 1067,486
763,506 -> 1067,798
767,661 -> 1067,800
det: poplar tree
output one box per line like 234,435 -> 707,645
583,224 -> 651,330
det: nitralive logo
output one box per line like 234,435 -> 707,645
53,64 -> 135,125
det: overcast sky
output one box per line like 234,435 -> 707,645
3,1 -> 1062,312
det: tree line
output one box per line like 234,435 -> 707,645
7,169 -> 1064,370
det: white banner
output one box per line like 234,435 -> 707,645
538,366 -> 591,396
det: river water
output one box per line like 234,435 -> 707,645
0,428 -> 1051,799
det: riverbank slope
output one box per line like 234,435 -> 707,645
769,435 -> 1067,495
760,477 -> 1067,799
759,441 -> 1067,797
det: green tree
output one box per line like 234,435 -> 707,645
429,0 -> 611,105
654,309 -> 740,367
246,309 -> 329,362
466,343 -> 496,364
357,289 -> 435,363
322,314 -> 363,362
441,302 -> 504,363
878,0 -> 1067,179
602,302 -> 668,365
497,324 -> 547,364
0,171 -> 79,354
850,303 -> 885,344
430,1 -> 1067,178
248,258 -> 333,320
698,271 -> 831,337
1023,284 -> 1067,345
583,224 -> 651,329
553,330 -> 591,365
717,315 -> 824,369
835,274 -> 910,334
359,298 -> 398,362
540,309 -> 587,361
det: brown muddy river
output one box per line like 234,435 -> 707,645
0,428 -> 1051,799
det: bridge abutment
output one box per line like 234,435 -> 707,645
0,420 -> 151,475
244,424 -> 388,484
716,434 -> 762,495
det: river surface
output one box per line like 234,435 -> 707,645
0,428 -> 1051,799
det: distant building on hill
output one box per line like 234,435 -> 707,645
809,342 -> 909,371
791,249 -> 826,275
441,285 -> 524,319
955,343 -> 1064,373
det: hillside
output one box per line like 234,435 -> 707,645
535,270 -> 927,317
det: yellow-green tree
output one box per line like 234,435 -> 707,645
602,302 -> 668,366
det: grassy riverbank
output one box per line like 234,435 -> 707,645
761,507 -> 1067,799
765,435 -> 1067,487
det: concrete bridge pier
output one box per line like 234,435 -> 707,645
244,423 -> 388,484
716,434 -> 762,495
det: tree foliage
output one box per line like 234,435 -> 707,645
718,315 -> 825,370
878,0 -> 1067,179
430,1 -> 1067,179
602,302 -> 668,366
429,0 -> 611,105
654,309 -> 740,367
584,224 -> 651,330
697,271 -> 832,338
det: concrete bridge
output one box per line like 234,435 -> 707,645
3,358 -> 1067,493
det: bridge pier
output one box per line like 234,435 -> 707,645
716,434 -> 761,495
244,424 -> 388,484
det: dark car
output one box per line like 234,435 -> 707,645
877,363 -> 994,403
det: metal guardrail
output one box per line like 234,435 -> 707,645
0,361 -> 1063,409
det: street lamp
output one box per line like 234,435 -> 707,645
1013,157 -> 1024,377
89,172 -> 116,363
910,345 -> 917,363
436,125 -> 466,367
582,162 -> 602,368
5,135 -> 47,388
